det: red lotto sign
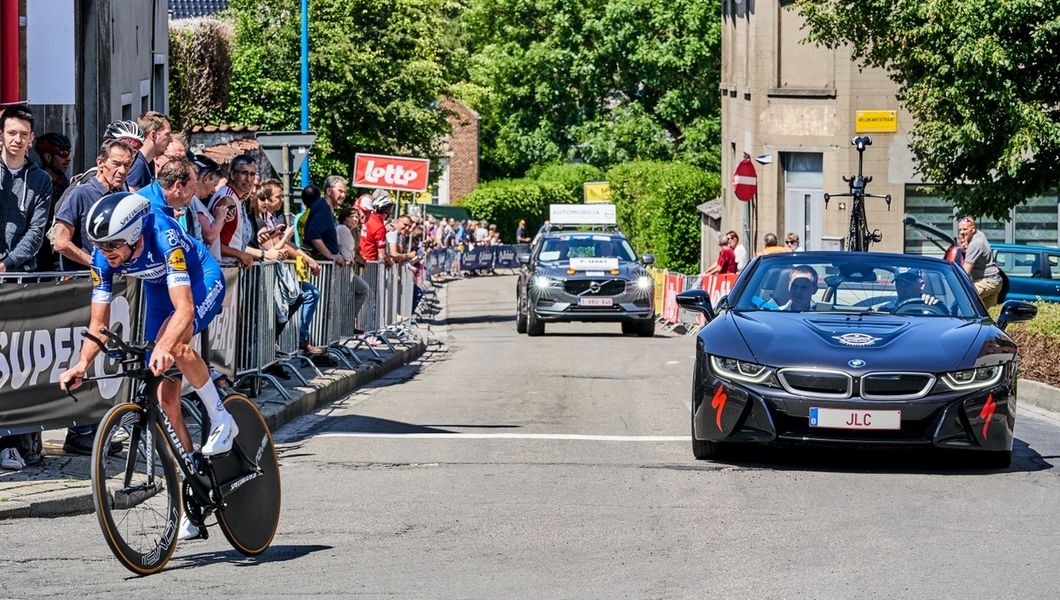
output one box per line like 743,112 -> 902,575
353,153 -> 430,192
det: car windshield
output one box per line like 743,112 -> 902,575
730,254 -> 978,317
536,234 -> 638,263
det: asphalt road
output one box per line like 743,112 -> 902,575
3,274 -> 1060,599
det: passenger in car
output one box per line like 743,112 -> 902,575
779,265 -> 819,311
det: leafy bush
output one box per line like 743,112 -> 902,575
532,163 -> 604,202
995,301 -> 1060,387
607,161 -> 719,273
458,179 -> 569,243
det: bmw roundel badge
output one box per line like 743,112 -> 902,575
848,359 -> 866,368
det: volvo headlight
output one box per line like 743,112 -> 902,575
635,276 -> 653,290
709,355 -> 775,384
939,365 -> 1005,391
532,275 -> 561,289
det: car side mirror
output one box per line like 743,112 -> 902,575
641,254 -> 655,265
518,253 -> 531,265
996,300 -> 1036,330
676,289 -> 715,322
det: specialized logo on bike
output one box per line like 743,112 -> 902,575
166,248 -> 187,272
833,333 -> 882,347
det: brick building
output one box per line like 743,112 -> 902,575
435,98 -> 479,204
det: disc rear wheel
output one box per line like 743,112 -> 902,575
213,394 -> 281,556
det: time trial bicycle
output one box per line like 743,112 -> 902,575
68,327 -> 281,575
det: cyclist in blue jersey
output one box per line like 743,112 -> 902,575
59,192 -> 238,463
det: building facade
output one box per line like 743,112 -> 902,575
433,98 -> 479,205
2,1 -> 168,175
717,0 -> 1058,264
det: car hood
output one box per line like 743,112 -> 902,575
715,311 -> 988,372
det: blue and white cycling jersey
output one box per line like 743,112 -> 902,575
91,211 -> 225,339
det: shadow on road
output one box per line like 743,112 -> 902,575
281,414 -> 522,444
444,314 -> 516,325
697,437 -> 1052,475
162,544 -> 333,573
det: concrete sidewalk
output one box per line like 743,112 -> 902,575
0,284 -> 450,520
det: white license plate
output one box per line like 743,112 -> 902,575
809,407 -> 901,430
578,297 -> 613,307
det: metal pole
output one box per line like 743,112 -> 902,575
300,0 -> 311,187
281,143 -> 292,226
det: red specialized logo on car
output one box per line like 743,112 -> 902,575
979,394 -> 996,439
711,385 -> 728,431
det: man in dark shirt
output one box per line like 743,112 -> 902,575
301,185 -> 346,265
0,105 -> 52,273
126,111 -> 172,191
51,139 -> 135,270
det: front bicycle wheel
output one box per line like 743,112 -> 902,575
213,393 -> 281,556
91,403 -> 181,575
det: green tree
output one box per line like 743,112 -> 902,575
223,0 -> 455,184
458,0 -> 721,178
797,0 -> 1060,219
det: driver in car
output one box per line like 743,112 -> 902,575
780,265 -> 819,311
885,270 -> 941,311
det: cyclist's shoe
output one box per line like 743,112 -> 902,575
201,413 -> 239,456
178,514 -> 204,541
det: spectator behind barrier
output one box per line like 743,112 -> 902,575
253,179 -> 325,355
126,111 -> 172,191
51,139 -> 136,271
209,154 -> 257,267
33,132 -> 73,272
0,104 -> 54,471
323,176 -> 370,328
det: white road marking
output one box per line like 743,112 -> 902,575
665,360 -> 680,365
312,433 -> 688,442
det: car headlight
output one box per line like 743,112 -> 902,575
635,276 -> 653,290
532,275 -> 560,289
709,355 -> 776,384
938,365 -> 1005,391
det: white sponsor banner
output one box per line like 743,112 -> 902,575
569,257 -> 619,271
550,204 -> 617,225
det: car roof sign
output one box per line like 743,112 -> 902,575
550,203 -> 617,225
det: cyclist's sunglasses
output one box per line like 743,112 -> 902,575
98,240 -> 129,252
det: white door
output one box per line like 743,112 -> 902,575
785,188 -> 825,251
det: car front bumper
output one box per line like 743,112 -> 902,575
693,374 -> 1016,452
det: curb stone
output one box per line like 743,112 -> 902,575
1018,378 -> 1060,416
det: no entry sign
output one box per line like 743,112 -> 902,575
733,157 -> 757,202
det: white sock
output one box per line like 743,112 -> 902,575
194,382 -> 228,425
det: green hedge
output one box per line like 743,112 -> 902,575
531,163 -> 605,202
457,179 -> 570,243
606,161 -> 719,273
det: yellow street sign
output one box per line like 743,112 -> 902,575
856,110 -> 898,133
583,181 -> 612,203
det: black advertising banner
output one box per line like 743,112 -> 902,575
494,246 -> 519,268
0,277 -> 138,436
460,246 -> 496,271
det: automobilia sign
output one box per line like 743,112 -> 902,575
353,153 -> 431,193
0,278 -> 139,436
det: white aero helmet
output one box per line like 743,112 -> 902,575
370,189 -> 394,212
86,191 -> 152,247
